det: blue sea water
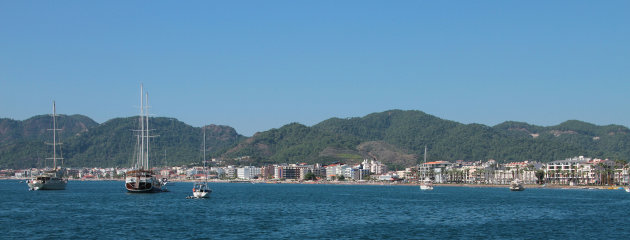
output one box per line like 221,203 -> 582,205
1,180 -> 629,239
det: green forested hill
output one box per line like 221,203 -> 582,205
223,110 -> 630,168
0,116 -> 244,168
0,115 -> 99,168
0,114 -> 98,145
63,117 -> 245,168
1,110 -> 629,168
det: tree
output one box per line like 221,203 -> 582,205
337,174 -> 345,181
535,170 -> 545,184
303,172 -> 316,181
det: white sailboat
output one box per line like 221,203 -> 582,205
192,128 -> 212,198
28,101 -> 68,191
125,85 -> 165,193
419,146 -> 433,191
510,179 -> 525,191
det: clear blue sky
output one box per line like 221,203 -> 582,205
1,1 -> 628,136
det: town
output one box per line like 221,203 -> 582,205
3,156 -> 628,187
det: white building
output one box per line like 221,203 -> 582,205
361,159 -> 388,175
237,166 -> 261,180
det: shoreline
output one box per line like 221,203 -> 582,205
3,177 -> 623,190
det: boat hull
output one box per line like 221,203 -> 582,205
510,179 -> 525,191
419,178 -> 433,190
125,170 -> 163,193
192,182 -> 211,198
193,190 -> 210,198
28,178 -> 67,190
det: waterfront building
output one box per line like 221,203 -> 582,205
420,161 -> 452,183
377,173 -> 400,181
545,156 -> 592,185
361,159 -> 388,175
501,161 -> 542,184
237,166 -> 261,180
311,163 -> 326,179
325,163 -> 344,180
224,166 -> 237,178
273,164 -> 306,180
260,165 -> 275,179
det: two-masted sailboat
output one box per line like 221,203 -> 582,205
28,101 -> 68,191
125,85 -> 165,193
192,128 -> 212,198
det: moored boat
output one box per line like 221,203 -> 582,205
28,101 -> 67,191
419,146 -> 433,191
125,85 -> 165,193
191,128 -> 211,198
509,179 -> 525,191
420,177 -> 434,191
125,169 -> 163,193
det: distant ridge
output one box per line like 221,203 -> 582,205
1,110 -> 629,168
222,110 -> 630,169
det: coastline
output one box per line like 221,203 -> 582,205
2,177 -> 623,190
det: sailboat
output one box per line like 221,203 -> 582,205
192,128 -> 212,198
28,101 -> 68,191
509,179 -> 525,191
419,146 -> 433,191
509,168 -> 525,191
125,85 -> 165,193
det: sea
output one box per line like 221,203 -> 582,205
1,180 -> 629,239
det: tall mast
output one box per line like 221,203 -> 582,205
423,145 -> 427,179
424,145 -> 427,164
139,84 -> 145,170
46,101 -> 64,170
145,91 -> 150,170
52,101 -> 57,169
203,127 -> 207,182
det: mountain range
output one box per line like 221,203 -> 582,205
2,110 -> 629,169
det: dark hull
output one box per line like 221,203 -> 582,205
125,170 -> 163,193
125,182 -> 162,193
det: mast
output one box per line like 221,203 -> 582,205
53,101 -> 57,169
139,84 -> 145,170
203,128 -> 207,182
423,145 -> 427,179
46,101 -> 63,170
145,91 -> 150,170
424,145 -> 427,163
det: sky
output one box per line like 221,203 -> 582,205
1,1 -> 629,136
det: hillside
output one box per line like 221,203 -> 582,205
0,115 -> 98,146
221,110 -> 629,167
0,116 -> 244,168
2,110 -> 629,169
